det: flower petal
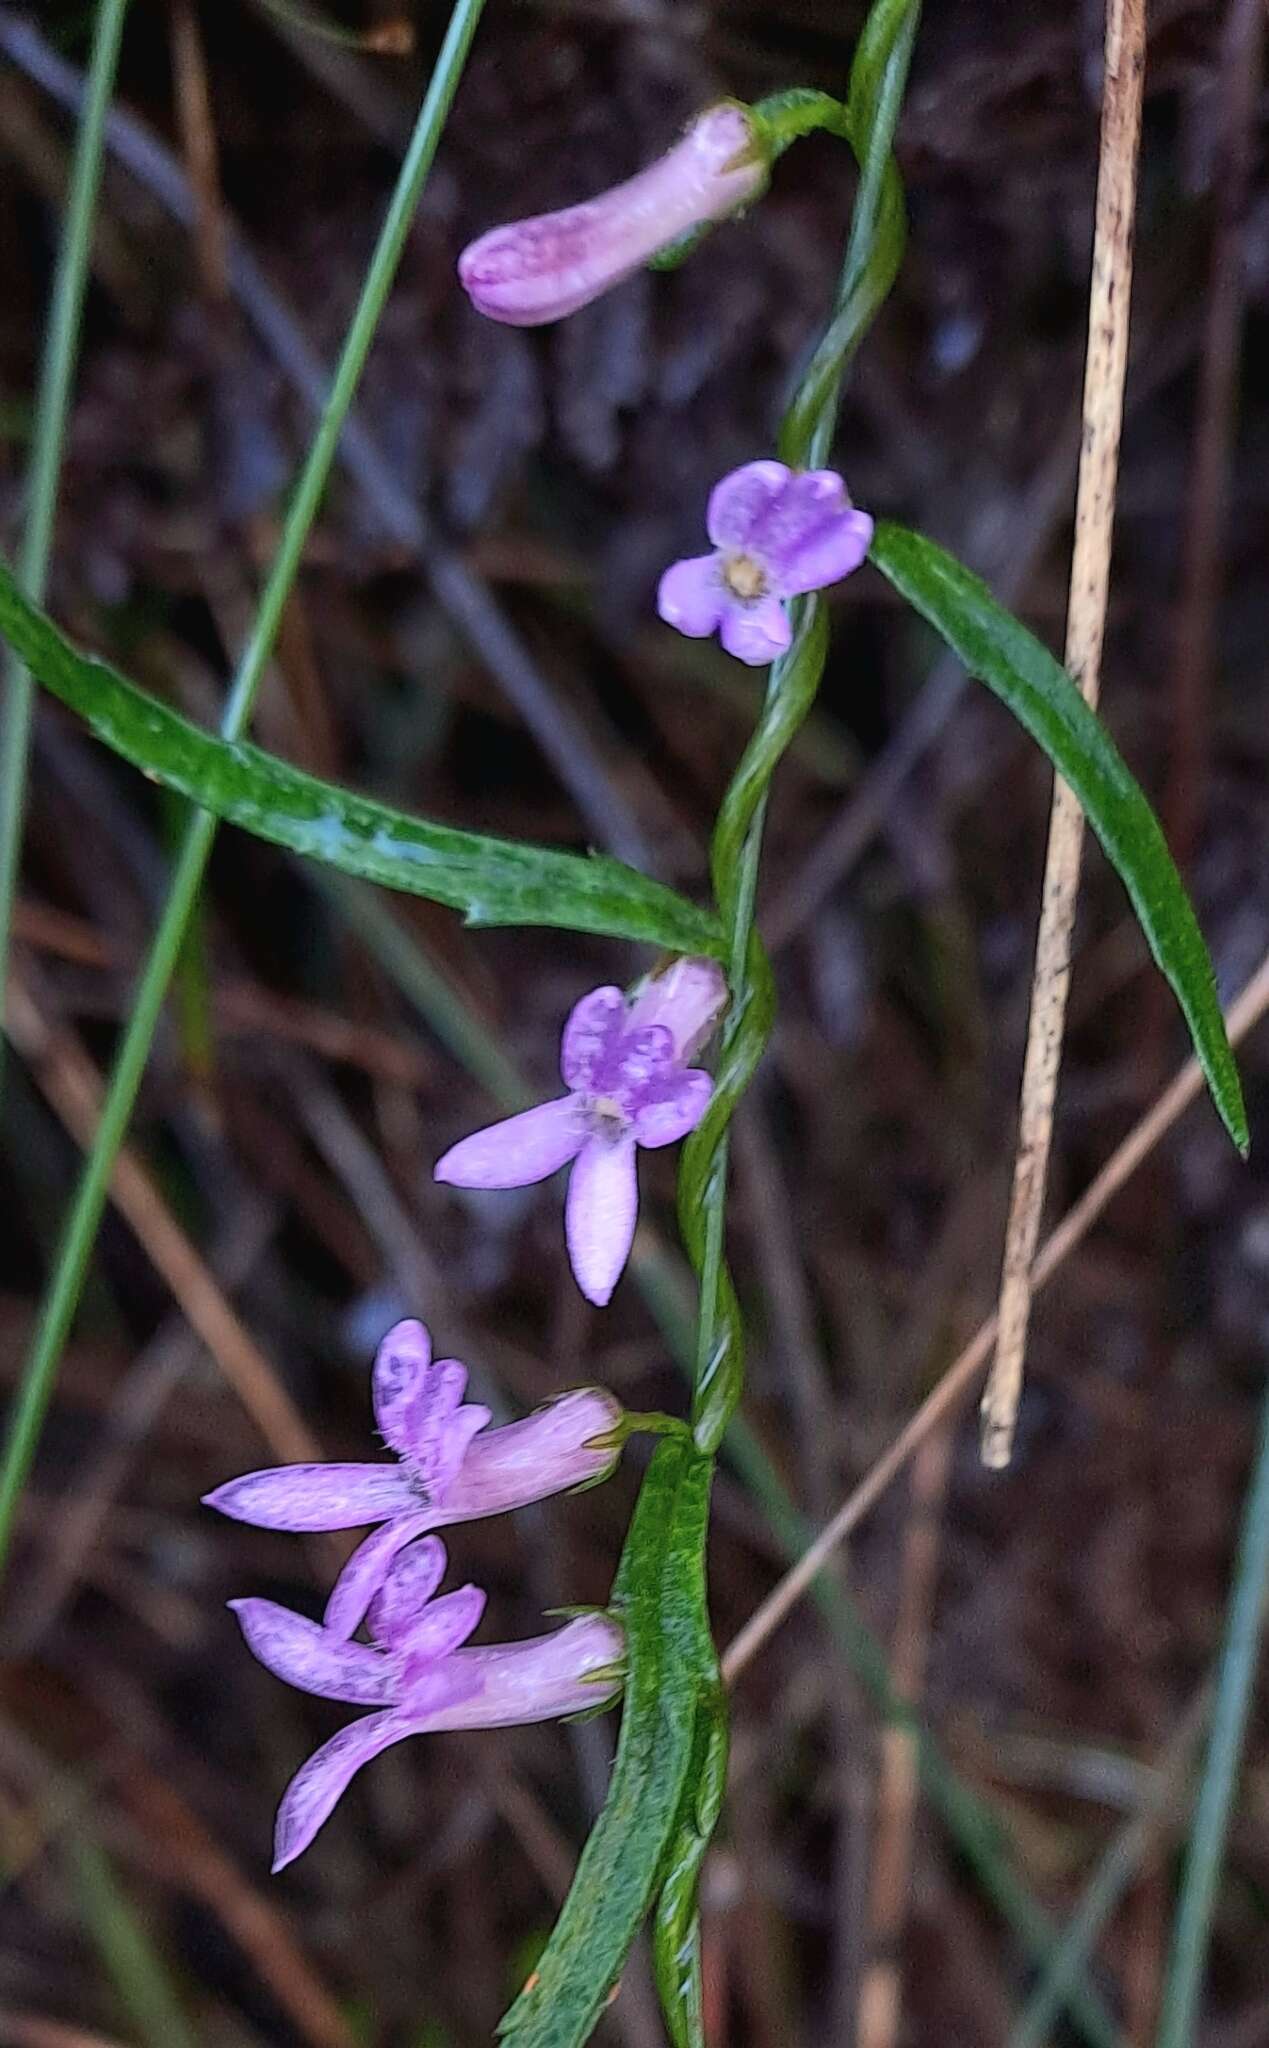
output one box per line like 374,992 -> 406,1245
447,1388 -> 623,1521
203,1463 -> 413,1532
560,985 -> 625,1090
398,1583 -> 486,1670
718,595 -> 792,668
609,1024 -> 676,1102
367,1535 -> 448,1648
770,493 -> 874,597
565,1133 -> 639,1306
625,958 -> 727,1062
434,1097 -> 584,1189
229,1599 -> 396,1705
631,1068 -> 713,1149
656,555 -> 724,638
414,1363 -> 491,1497
706,460 -> 790,548
272,1710 -> 417,1871
371,1318 -> 432,1457
323,1509 -> 436,1639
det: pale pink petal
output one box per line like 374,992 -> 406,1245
272,1710 -> 417,1871
706,460 -> 791,548
324,1509 -> 436,1639
610,1024 -> 675,1101
203,1464 -> 413,1532
625,958 -> 727,1061
434,1097 -> 584,1189
657,555 -> 725,638
718,595 -> 792,668
397,1584 -> 486,1669
565,1133 -> 639,1306
367,1535 -> 448,1648
411,1357 -> 490,1497
560,985 -> 625,1090
229,1599 -> 396,1706
773,506 -> 874,597
371,1318 -> 432,1457
631,1068 -> 713,1149
442,1388 -> 623,1520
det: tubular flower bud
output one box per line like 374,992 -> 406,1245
458,103 -> 767,327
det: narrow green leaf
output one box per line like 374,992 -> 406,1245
0,558 -> 720,958
651,1696 -> 729,2048
869,521 -> 1248,1154
498,1442 -> 716,2048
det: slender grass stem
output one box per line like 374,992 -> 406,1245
1157,1377 -> 1269,2048
0,0 -> 488,1577
0,0 -> 131,1070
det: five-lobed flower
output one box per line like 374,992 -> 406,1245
206,1318 -> 624,1637
658,459 -> 874,666
433,958 -> 727,1306
232,1534 -> 624,1869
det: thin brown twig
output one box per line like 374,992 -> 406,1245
980,0 -> 1147,1469
4,965 -> 320,1465
722,946 -> 1269,1682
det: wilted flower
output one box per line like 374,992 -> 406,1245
658,459 -> 874,665
205,1319 -> 623,1636
231,1535 -> 625,1869
434,959 -> 727,1307
458,103 -> 766,327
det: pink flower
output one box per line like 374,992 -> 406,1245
231,1536 -> 624,1869
205,1319 -> 623,1637
458,103 -> 766,327
434,959 -> 727,1307
658,459 -> 874,666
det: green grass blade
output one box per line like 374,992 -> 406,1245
0,0 -> 131,1072
0,560 -> 720,955
0,0 -> 490,1581
1157,1379 -> 1269,2047
69,1835 -> 197,2048
869,520 -> 1248,1154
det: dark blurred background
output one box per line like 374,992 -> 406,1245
1,1 -> 1268,2043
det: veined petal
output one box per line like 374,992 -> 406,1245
411,1358 -> 491,1498
706,460 -> 791,548
561,985 -> 625,1091
273,1710 -> 417,1871
323,1508 -> 436,1640
371,1318 -> 432,1457
657,554 -> 724,638
203,1463 -> 413,1532
565,1133 -> 639,1306
397,1583 -> 486,1670
773,506 -> 874,598
719,594 -> 791,667
367,1534 -> 448,1648
434,1097 -> 584,1189
229,1599 -> 396,1706
632,1067 -> 713,1149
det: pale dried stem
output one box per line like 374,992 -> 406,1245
723,947 -> 1269,1682
856,1422 -> 954,2048
980,0 -> 1147,1469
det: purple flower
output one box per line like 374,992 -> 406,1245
458,103 -> 766,327
434,959 -> 727,1307
230,1536 -> 625,1869
205,1319 -> 623,1637
657,460 -> 874,666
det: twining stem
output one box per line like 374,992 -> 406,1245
0,0 -> 131,1075
0,0 -> 489,1576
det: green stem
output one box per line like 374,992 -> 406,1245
1157,1377 -> 1269,2048
0,0 -> 488,1577
0,0 -> 131,1069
